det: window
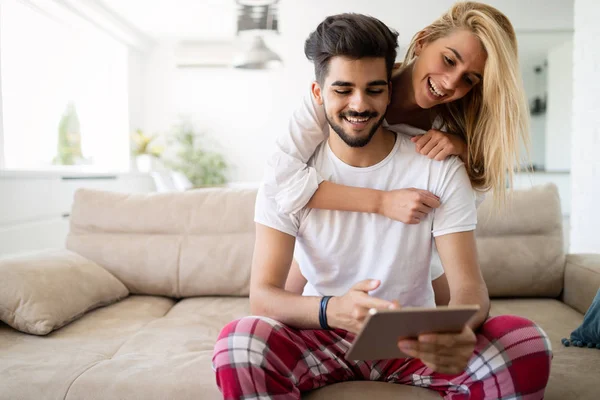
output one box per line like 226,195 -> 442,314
0,0 -> 129,171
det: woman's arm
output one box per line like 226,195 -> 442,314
263,89 -> 329,214
265,84 -> 457,220
308,182 -> 441,224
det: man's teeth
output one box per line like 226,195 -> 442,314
428,78 -> 445,97
345,117 -> 369,123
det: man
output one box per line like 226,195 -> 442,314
213,13 -> 551,399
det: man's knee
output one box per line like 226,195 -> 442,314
213,316 -> 282,369
482,314 -> 553,361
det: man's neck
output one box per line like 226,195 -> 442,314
328,128 -> 397,168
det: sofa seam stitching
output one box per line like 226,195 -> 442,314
63,304 -> 174,400
566,261 -> 600,275
63,359 -> 105,400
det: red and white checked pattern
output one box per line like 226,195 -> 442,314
212,315 -> 552,400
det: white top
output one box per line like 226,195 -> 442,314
255,130 -> 478,307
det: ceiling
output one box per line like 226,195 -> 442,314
101,0 -> 238,40
100,0 -> 574,41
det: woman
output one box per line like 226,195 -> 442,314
265,1 -> 530,302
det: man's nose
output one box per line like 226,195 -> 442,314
348,91 -> 369,112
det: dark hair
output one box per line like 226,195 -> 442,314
304,13 -> 399,84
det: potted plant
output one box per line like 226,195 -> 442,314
131,129 -> 164,172
53,102 -> 87,166
164,120 -> 228,187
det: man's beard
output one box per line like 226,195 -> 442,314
325,109 -> 385,148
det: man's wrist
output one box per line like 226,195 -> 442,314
319,296 -> 333,329
325,296 -> 339,329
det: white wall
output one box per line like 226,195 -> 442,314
546,39 -> 574,172
140,39 -> 296,182
570,0 -> 600,253
0,171 -> 155,256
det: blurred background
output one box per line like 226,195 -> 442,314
0,0 -> 592,254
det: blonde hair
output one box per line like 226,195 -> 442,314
404,1 -> 529,206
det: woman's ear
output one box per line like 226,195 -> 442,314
311,81 -> 324,105
414,29 -> 430,56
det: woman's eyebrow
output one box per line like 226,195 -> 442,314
446,47 -> 483,80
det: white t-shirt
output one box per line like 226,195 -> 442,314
255,129 -> 477,307
263,88 -> 485,282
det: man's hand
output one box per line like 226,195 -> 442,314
328,279 -> 399,334
379,188 -> 440,224
411,129 -> 468,163
397,326 -> 477,375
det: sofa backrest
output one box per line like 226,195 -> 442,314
475,183 -> 565,297
67,187 -> 257,297
67,183 -> 565,299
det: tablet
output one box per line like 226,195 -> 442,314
345,305 -> 480,361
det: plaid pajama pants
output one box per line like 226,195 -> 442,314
212,314 -> 552,399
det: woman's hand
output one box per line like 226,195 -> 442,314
379,188 -> 440,224
411,129 -> 468,163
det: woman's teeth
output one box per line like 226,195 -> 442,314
428,78 -> 445,97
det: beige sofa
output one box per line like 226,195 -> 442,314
0,183 -> 599,400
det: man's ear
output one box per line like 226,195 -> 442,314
311,81 -> 324,105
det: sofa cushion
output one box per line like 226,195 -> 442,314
475,183 -> 565,297
0,296 -> 175,399
66,187 -> 256,298
1,296 -> 595,400
0,295 -> 249,400
491,299 -> 600,400
0,249 -> 129,335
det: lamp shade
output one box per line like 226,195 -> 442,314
233,36 -> 282,70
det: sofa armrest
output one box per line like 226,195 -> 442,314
562,254 -> 600,315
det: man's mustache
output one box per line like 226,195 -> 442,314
341,111 -> 379,119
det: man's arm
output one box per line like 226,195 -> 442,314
251,223 -> 396,332
434,230 -> 490,329
249,223 -> 323,329
284,259 -> 308,294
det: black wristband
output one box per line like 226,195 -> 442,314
319,296 -> 333,330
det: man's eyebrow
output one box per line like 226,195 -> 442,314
330,80 -> 388,87
446,47 -> 483,80
330,81 -> 353,87
367,80 -> 388,86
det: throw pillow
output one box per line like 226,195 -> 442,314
0,249 -> 129,335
